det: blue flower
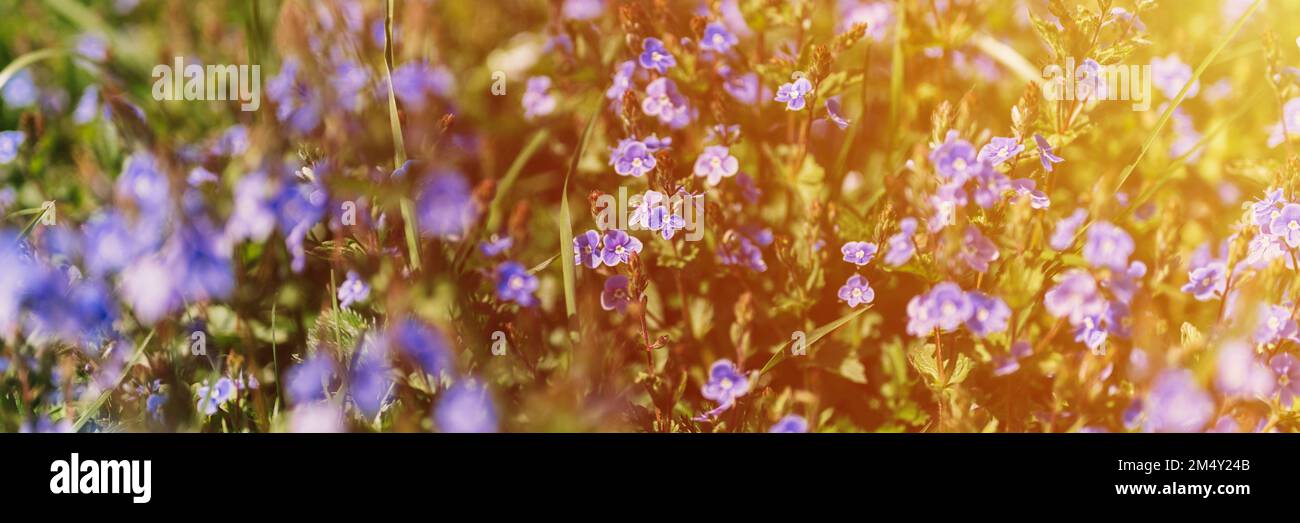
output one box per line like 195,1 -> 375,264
1182,260 -> 1226,301
265,59 -> 322,134
693,145 -> 739,186
338,271 -> 370,309
1142,370 -> 1213,433
965,292 -> 1010,338
611,138 -> 657,177
599,230 -> 642,267
638,37 -> 676,74
840,241 -> 878,266
640,77 -> 690,128
1034,133 -> 1065,172
1,70 -> 37,108
1083,221 -> 1134,270
436,379 -> 498,433
0,131 -> 24,165
390,318 -> 452,377
286,354 -> 336,404
960,226 -> 999,273
417,171 -> 478,240
774,77 -> 813,111
390,60 -> 454,111
573,229 -> 602,268
600,274 -> 632,313
522,76 -> 557,120
479,234 -> 512,257
606,60 -> 637,108
120,255 -> 180,326
495,261 -> 538,306
116,151 -> 170,219
274,175 -> 328,273
718,231 -> 766,272
1269,203 -> 1300,248
1254,304 -> 1299,345
825,97 -> 850,129
769,414 -> 809,433
73,86 -> 100,124
837,274 -> 875,308
349,337 -> 393,419
977,137 -> 1023,166
700,359 -> 749,416
1043,269 -> 1106,325
930,282 -> 973,332
884,218 -> 918,267
1049,208 -> 1087,251
723,71 -> 760,105
929,131 -> 980,183
700,22 -> 739,54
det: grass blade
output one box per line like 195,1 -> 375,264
487,128 -> 551,232
558,109 -> 600,330
758,306 -> 869,376
74,330 -> 156,431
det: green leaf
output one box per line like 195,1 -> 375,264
948,353 -> 974,387
688,298 -> 713,340
487,129 -> 550,232
557,107 -> 600,335
759,306 -> 869,375
837,357 -> 869,385
906,343 -> 941,387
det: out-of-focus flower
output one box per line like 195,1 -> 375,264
573,229 -> 602,268
929,131 -> 980,183
965,292 -> 1010,338
693,145 -> 739,186
338,271 -> 370,309
522,76 -> 557,120
993,341 -> 1033,376
701,22 -> 739,54
600,274 -> 632,313
1150,54 -> 1200,99
1182,261 -> 1227,301
825,98 -> 850,129
1,70 -> 37,108
436,380 -> 499,433
195,377 -> 237,415
1269,353 -> 1300,408
1269,203 -> 1300,248
884,218 -> 917,266
290,404 -> 344,433
417,171 -> 478,240
960,226 -> 999,273
1142,370 -> 1214,433
840,241 -> 878,266
606,60 -> 636,108
977,137 -> 1023,166
638,37 -> 676,74
611,138 -> 657,177
479,234 -> 512,257
1253,304 -> 1298,345
495,261 -> 538,307
349,337 -> 393,419
1044,269 -> 1106,325
1083,221 -> 1135,270
641,77 -> 690,128
0,131 -> 25,164
562,0 -> 603,20
390,318 -> 452,378
774,77 -> 813,111
1266,98 -> 1299,149
600,230 -> 642,267
769,415 -> 808,433
287,354 -> 336,404
1050,208 -> 1087,251
1215,341 -> 1274,398
837,274 -> 875,308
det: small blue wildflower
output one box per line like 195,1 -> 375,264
1269,203 -> 1300,248
960,226 -> 999,273
338,271 -> 370,309
599,230 -> 642,267
1043,269 -> 1106,325
837,274 -> 875,308
495,261 -> 539,307
1,70 -> 37,108
965,292 -> 1010,338
610,138 -> 657,177
699,359 -> 749,417
825,97 -> 850,129
929,131 -> 980,183
479,234 -> 513,257
1083,221 -> 1134,270
417,171 -> 478,240
693,145 -> 739,186
436,380 -> 499,433
1254,304 -> 1298,345
1049,208 -> 1088,251
977,136 -> 1023,167
1034,133 -> 1064,172
774,77 -> 813,111
522,76 -> 557,120
641,77 -> 690,128
769,415 -> 809,433
286,355 -> 336,404
840,241 -> 878,266
605,60 -> 636,109
884,217 -> 918,267
700,22 -> 738,54
0,130 -> 24,165
638,37 -> 676,74
573,229 -> 602,268
600,274 -> 632,313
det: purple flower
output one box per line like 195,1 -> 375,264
600,230 -> 642,267
825,98 -> 850,129
977,137 -> 1023,167
479,234 -> 513,257
611,138 -> 657,177
1251,188 -> 1286,234
417,172 -> 479,240
286,354 -> 336,404
116,151 -> 170,219
700,359 -> 750,414
718,233 -> 766,272
522,76 -> 557,120
1253,304 -> 1298,345
723,71 -> 760,105
389,60 -> 454,111
562,0 -> 603,20
265,59 -> 322,134
1010,178 -> 1050,209
1044,269 -> 1106,325
390,319 -> 451,377
1,70 -> 36,108
774,77 -> 813,111
600,275 -> 632,313
837,274 -> 875,308
994,341 -> 1033,376
606,60 -> 636,107
930,282 -> 973,332
338,271 -> 370,309
495,261 -> 538,307
906,292 -> 937,336
1215,341 -> 1274,398
1267,98 -> 1299,149
641,77 -> 690,128
436,380 -> 498,433
884,218 -> 917,266
1142,370 -> 1213,433
840,241 -> 878,266
121,255 -> 180,326
1151,54 -> 1199,99
960,226 -> 999,273
349,339 -> 393,419
1083,221 -> 1134,271
1270,354 -> 1300,408
965,292 -> 1010,338
929,132 -> 980,183
1269,203 -> 1300,248
701,22 -> 739,54
693,145 -> 739,186
1033,134 -> 1064,172
0,131 -> 24,164
73,86 -> 100,124
573,229 -> 602,268
769,414 -> 809,433
638,37 -> 676,74
1182,261 -> 1226,301
1050,208 -> 1087,250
